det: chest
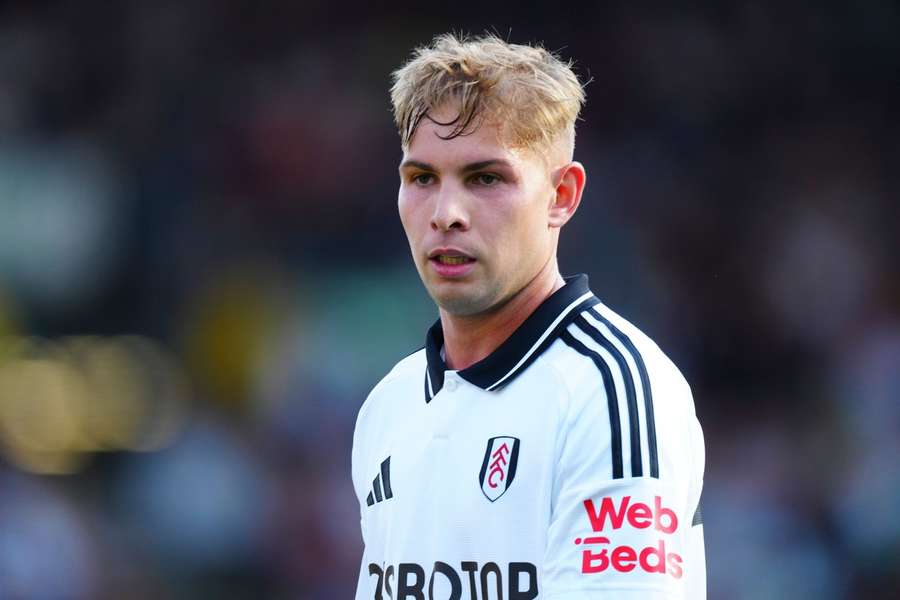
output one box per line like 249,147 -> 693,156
362,371 -> 566,553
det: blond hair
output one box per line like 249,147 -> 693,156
390,33 -> 586,154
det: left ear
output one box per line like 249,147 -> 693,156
548,161 -> 586,228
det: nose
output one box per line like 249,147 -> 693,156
430,185 -> 470,232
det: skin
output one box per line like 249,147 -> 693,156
398,103 -> 587,370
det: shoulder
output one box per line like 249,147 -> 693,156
592,302 -> 696,418
544,299 -> 699,482
354,348 -> 426,435
551,301 -> 695,415
352,348 -> 426,487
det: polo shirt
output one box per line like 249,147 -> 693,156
353,274 -> 706,599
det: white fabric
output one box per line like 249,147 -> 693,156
353,302 -> 705,599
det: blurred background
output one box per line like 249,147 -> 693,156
0,1 -> 897,598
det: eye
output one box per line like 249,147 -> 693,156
412,173 -> 435,185
472,173 -> 501,186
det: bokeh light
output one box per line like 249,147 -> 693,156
0,2 -> 897,598
0,335 -> 189,474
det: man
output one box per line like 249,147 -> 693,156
353,33 -> 705,599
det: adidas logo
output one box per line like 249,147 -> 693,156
366,456 -> 393,506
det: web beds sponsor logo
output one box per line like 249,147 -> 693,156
367,561 -> 537,600
576,495 -> 684,579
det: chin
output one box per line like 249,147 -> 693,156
430,284 -> 503,317
429,285 -> 480,315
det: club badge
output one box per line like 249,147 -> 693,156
479,436 -> 520,502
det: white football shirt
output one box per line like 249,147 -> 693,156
353,275 -> 706,599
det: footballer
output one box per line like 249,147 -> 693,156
352,33 -> 706,599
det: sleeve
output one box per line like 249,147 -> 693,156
353,403 -> 377,600
541,366 -> 706,599
682,416 -> 707,599
355,520 -> 376,600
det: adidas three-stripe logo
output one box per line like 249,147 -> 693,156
366,456 -> 393,506
560,306 -> 660,480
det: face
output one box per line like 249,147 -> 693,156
398,106 -> 560,317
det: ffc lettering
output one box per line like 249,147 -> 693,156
576,495 -> 683,579
488,443 -> 509,488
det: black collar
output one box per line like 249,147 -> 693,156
424,274 -> 598,401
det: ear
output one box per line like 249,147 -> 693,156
548,161 -> 586,228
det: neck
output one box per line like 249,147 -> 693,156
440,259 -> 565,371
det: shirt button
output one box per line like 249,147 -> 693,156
445,379 -> 458,392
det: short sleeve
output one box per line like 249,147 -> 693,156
355,518 -> 377,600
353,396 -> 375,599
541,361 -> 705,599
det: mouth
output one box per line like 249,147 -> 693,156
427,249 -> 477,276
432,255 -> 475,265
427,248 -> 475,263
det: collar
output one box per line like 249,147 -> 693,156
424,274 -> 598,402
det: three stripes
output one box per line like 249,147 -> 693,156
366,456 -> 393,506
560,306 -> 659,480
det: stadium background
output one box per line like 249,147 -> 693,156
0,1 -> 897,598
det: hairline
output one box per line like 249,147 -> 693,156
400,105 -> 575,166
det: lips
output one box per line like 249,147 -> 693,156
427,248 -> 476,277
427,248 -> 475,262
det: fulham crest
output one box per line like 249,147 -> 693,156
479,436 -> 520,502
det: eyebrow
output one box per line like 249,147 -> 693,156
399,159 -> 513,173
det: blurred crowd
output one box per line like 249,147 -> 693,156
0,1 -> 897,598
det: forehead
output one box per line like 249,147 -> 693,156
404,106 -> 520,166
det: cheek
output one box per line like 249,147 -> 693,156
508,188 -> 548,230
398,193 -> 426,245
503,192 -> 552,258
397,193 -> 415,227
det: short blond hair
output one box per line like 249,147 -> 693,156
390,33 -> 585,154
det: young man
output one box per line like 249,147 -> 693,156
353,34 -> 706,599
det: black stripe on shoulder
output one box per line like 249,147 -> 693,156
424,369 -> 433,403
574,314 -> 643,477
560,328 -> 624,480
692,499 -> 703,526
588,307 -> 659,478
